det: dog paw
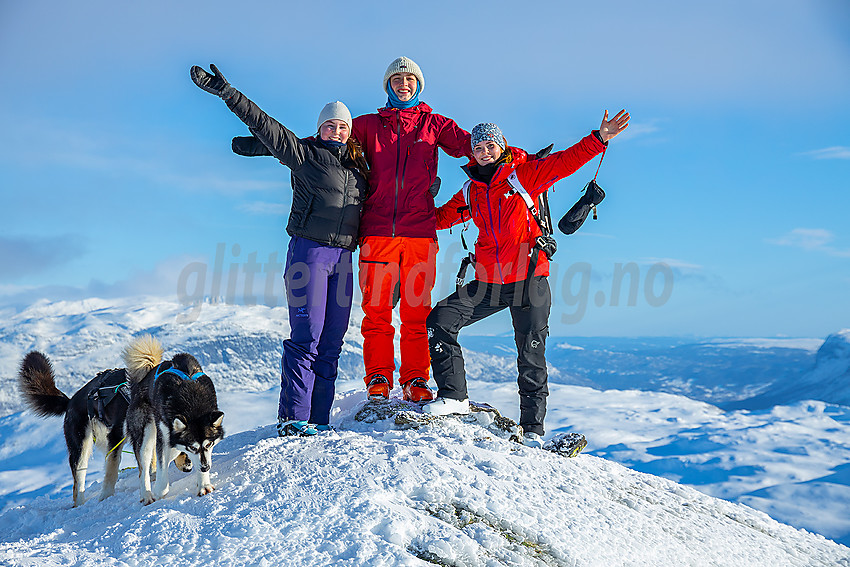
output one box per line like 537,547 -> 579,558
198,484 -> 215,497
141,492 -> 155,505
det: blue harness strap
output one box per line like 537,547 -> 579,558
153,363 -> 206,384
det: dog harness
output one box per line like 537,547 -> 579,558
152,362 -> 207,384
86,369 -> 131,428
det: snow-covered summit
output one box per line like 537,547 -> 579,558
735,329 -> 850,409
1,391 -> 847,567
798,330 -> 850,406
815,329 -> 850,366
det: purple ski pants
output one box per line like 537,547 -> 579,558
280,236 -> 353,424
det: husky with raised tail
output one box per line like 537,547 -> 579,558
18,351 -> 135,507
123,335 -> 224,505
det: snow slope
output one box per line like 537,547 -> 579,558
1,388 -> 847,567
2,379 -> 850,553
1,297 -> 850,555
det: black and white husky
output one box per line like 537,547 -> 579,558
18,349 -> 195,507
18,351 -> 133,507
123,335 -> 225,505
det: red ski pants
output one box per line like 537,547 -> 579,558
359,236 -> 438,387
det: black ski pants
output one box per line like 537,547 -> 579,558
426,276 -> 551,435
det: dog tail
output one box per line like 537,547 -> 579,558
123,334 -> 164,383
19,351 -> 70,417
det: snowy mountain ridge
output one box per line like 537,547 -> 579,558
730,329 -> 850,409
0,296 -> 844,417
1,391 -> 847,567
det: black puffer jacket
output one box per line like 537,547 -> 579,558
225,90 -> 367,251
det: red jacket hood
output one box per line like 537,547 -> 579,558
462,146 -> 530,184
377,101 -> 433,117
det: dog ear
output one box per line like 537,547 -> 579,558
173,416 -> 187,433
210,411 -> 224,428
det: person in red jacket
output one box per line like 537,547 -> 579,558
352,56 -> 471,402
422,111 -> 630,447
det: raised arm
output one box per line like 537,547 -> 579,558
518,109 -> 630,198
191,64 -> 305,169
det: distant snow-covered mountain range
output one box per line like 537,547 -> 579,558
0,296 -> 844,417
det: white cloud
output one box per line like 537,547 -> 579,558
768,228 -> 850,257
640,257 -> 703,272
801,147 -> 850,160
615,120 -> 663,142
770,228 -> 834,249
0,235 -> 87,281
238,202 -> 288,216
2,118 -> 286,196
0,254 -> 199,307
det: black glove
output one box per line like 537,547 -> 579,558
191,64 -> 233,98
232,136 -> 273,157
428,176 -> 441,197
558,180 -> 606,235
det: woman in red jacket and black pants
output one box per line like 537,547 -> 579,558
423,112 -> 630,447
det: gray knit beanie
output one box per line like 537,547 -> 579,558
316,101 -> 352,131
471,123 -> 506,151
383,56 -> 425,94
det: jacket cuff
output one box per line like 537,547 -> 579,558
592,130 -> 608,147
220,84 -> 237,101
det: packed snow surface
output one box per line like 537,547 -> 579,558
1,387 -> 848,567
1,297 -> 849,565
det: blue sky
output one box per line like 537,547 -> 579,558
1,0 -> 848,337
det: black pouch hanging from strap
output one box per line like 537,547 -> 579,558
558,142 -> 608,235
558,179 -> 606,235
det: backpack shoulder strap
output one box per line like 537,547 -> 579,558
505,171 -> 537,215
462,179 -> 472,208
504,171 -> 551,235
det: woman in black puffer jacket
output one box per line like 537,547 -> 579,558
192,64 -> 368,438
